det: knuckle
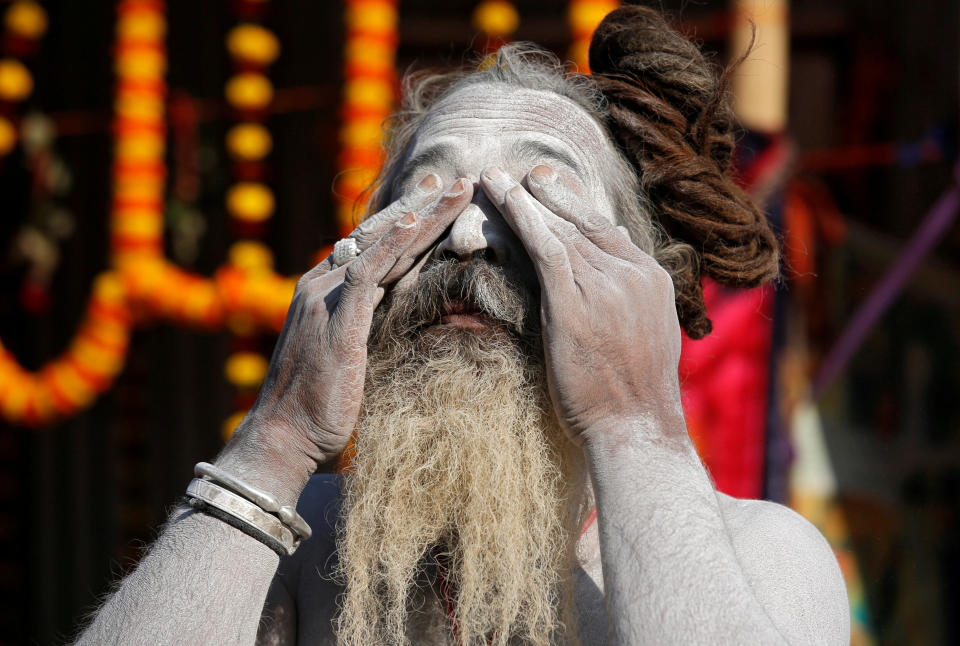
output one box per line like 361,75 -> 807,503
554,223 -> 579,243
342,262 -> 366,289
581,212 -> 610,235
651,262 -> 671,283
350,230 -> 373,249
540,244 -> 568,269
352,225 -> 390,249
506,185 -> 527,202
357,203 -> 403,233
652,264 -> 676,294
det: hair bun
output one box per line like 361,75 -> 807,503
588,4 -> 779,339
590,5 -> 719,127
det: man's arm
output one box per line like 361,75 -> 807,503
482,165 -> 849,645
74,436 -> 316,646
76,500 -> 282,645
75,176 -> 468,645
585,416 -> 849,644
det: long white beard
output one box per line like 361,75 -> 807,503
334,261 -> 588,646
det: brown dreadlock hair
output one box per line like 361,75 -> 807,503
588,4 -> 780,337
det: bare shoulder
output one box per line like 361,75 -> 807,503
718,493 -> 850,646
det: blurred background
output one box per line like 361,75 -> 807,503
0,0 -> 957,644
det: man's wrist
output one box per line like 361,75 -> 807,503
213,419 -> 317,508
580,404 -> 690,459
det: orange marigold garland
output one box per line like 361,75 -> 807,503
335,0 -> 398,237
113,0 -> 295,331
0,273 -> 130,426
111,0 -> 167,266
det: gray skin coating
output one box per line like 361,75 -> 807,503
75,85 -> 850,646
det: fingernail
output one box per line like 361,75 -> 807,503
482,167 -> 508,182
396,212 -> 417,228
530,165 -> 557,184
506,185 -> 528,203
443,178 -> 467,198
417,173 -> 441,192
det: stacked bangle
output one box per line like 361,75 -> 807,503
184,461 -> 312,557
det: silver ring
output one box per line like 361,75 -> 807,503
332,237 -> 360,267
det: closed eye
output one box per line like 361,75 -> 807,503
510,139 -> 582,178
391,142 -> 460,196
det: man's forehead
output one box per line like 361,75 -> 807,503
396,83 -> 614,193
418,83 -> 606,142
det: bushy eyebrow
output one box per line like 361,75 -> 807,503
391,143 -> 459,195
390,138 -> 583,196
510,140 -> 582,176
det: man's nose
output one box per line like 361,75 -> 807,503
433,194 -> 511,265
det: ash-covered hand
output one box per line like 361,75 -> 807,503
219,175 -> 473,501
480,165 -> 683,446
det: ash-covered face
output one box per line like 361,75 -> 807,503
384,83 -> 624,332
335,84 -> 607,646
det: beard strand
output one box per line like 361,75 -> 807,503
334,260 -> 588,646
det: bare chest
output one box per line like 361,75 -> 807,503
291,526 -> 607,645
293,583 -> 607,646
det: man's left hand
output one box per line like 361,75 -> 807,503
480,165 -> 685,446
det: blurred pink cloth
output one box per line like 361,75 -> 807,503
679,279 -> 774,499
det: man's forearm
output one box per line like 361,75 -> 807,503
75,506 -> 280,645
75,443 -> 312,646
584,412 -> 786,646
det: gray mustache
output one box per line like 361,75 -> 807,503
371,259 -> 538,342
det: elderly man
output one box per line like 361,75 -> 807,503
77,7 -> 849,646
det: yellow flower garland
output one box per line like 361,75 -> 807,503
567,0 -> 619,72
335,0 -> 398,236
221,4 -> 282,440
5,1 -> 47,40
0,1 -> 46,157
472,0 -> 519,40
0,0 -> 298,426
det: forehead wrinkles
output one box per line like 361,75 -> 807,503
413,85 -> 611,184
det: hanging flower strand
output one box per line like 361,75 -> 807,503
111,0 -> 167,267
221,2 -> 281,441
0,1 -> 48,159
114,0 -> 294,332
0,273 -> 130,426
335,0 -> 398,238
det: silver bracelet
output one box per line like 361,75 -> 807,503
185,478 -> 300,556
193,462 -> 312,541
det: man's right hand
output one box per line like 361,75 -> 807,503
215,174 -> 474,505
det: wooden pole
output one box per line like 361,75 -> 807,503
730,0 -> 789,133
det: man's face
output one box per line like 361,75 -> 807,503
335,84 -> 600,646
388,83 -> 620,304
